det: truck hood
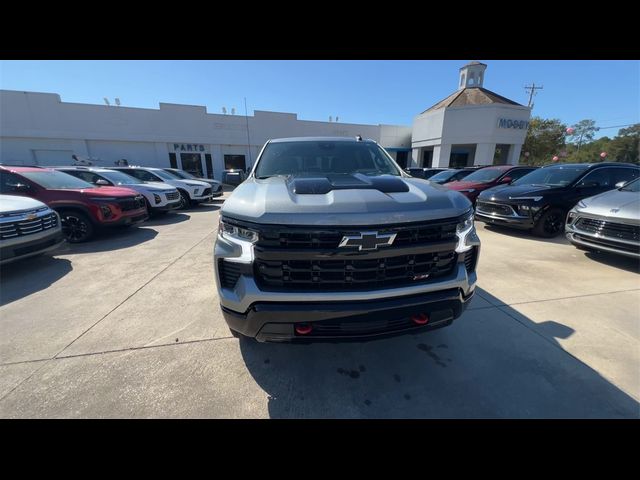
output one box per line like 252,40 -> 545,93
221,174 -> 472,226
478,184 -> 559,201
577,189 -> 640,223
0,194 -> 47,213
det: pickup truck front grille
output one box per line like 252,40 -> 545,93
256,219 -> 458,249
575,218 -> 639,242
0,212 -> 58,240
255,250 -> 457,291
118,196 -> 146,211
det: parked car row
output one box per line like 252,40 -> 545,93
471,162 -> 639,258
0,165 -> 224,264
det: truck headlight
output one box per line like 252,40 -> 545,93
456,209 -> 476,253
457,209 -> 474,234
219,218 -> 259,243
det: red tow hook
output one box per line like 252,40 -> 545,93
295,324 -> 313,335
411,313 -> 429,325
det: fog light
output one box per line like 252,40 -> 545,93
100,205 -> 112,219
517,205 -> 530,215
153,194 -> 161,204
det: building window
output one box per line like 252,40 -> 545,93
224,154 -> 247,171
395,151 -> 408,169
205,154 -> 214,179
460,74 -> 465,87
180,153 -> 203,177
168,153 -> 177,169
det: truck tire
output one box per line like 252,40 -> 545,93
59,210 -> 95,243
533,207 -> 565,238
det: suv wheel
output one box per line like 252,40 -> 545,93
533,207 -> 565,238
178,190 -> 190,210
59,211 -> 94,243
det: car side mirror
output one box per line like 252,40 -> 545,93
615,181 -> 627,189
500,176 -> 512,184
95,179 -> 110,186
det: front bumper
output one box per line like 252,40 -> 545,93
223,287 -> 474,342
475,211 -> 535,230
0,230 -> 65,265
150,200 -> 182,212
566,212 -> 640,259
103,210 -> 149,227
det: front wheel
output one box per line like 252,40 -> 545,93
59,210 -> 94,243
178,190 -> 190,210
533,208 -> 565,238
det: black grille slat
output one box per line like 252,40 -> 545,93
165,191 -> 180,201
256,251 -> 457,291
576,218 -> 639,242
257,219 -> 458,249
118,196 -> 146,212
464,247 -> 478,273
476,202 -> 514,216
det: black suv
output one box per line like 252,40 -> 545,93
475,162 -> 640,237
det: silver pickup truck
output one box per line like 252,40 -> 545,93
214,137 -> 480,342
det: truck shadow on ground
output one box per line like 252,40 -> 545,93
481,224 -> 570,245
143,213 -> 190,227
0,256 -> 72,307
238,287 -> 639,419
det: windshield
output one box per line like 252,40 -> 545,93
512,165 -> 589,187
149,169 -> 179,181
22,170 -> 94,189
429,170 -> 457,182
254,141 -> 402,178
620,177 -> 639,192
100,171 -> 141,185
460,168 -> 506,184
166,169 -> 195,180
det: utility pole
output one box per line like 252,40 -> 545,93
524,83 -> 543,109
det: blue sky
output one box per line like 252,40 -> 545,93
1,60 -> 638,138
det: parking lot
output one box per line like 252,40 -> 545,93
0,193 -> 638,418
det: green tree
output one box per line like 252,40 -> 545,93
607,124 -> 639,163
521,117 -> 567,165
567,119 -> 599,151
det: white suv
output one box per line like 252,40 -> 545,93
56,167 -> 182,214
109,167 -> 212,209
0,195 -> 65,265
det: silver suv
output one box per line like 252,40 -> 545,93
214,137 -> 480,342
0,195 -> 65,265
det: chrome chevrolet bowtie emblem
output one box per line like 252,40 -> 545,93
339,231 -> 397,251
25,213 -> 37,220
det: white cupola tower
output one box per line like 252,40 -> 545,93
459,61 -> 487,89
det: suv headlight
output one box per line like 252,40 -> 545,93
219,218 -> 259,243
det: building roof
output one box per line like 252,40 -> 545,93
460,61 -> 487,69
422,87 -> 523,113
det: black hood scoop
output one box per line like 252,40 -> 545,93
288,174 -> 410,195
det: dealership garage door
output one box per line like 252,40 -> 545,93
33,150 -> 75,166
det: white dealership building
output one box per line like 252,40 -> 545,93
0,62 -> 529,178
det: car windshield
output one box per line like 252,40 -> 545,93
460,168 -> 505,184
254,141 -> 402,178
429,170 -> 457,182
166,169 -> 196,180
620,178 -> 639,192
148,169 -> 178,181
512,165 -> 590,187
21,170 -> 94,189
99,171 -> 141,185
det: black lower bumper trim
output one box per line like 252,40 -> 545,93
0,233 -> 65,263
221,287 -> 473,342
475,213 -> 534,230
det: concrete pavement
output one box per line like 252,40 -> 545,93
0,201 -> 638,418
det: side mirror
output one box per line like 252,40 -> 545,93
615,181 -> 627,189
95,179 -> 110,186
501,176 -> 512,184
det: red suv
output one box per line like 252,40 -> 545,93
0,166 -> 148,242
444,165 -> 538,204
